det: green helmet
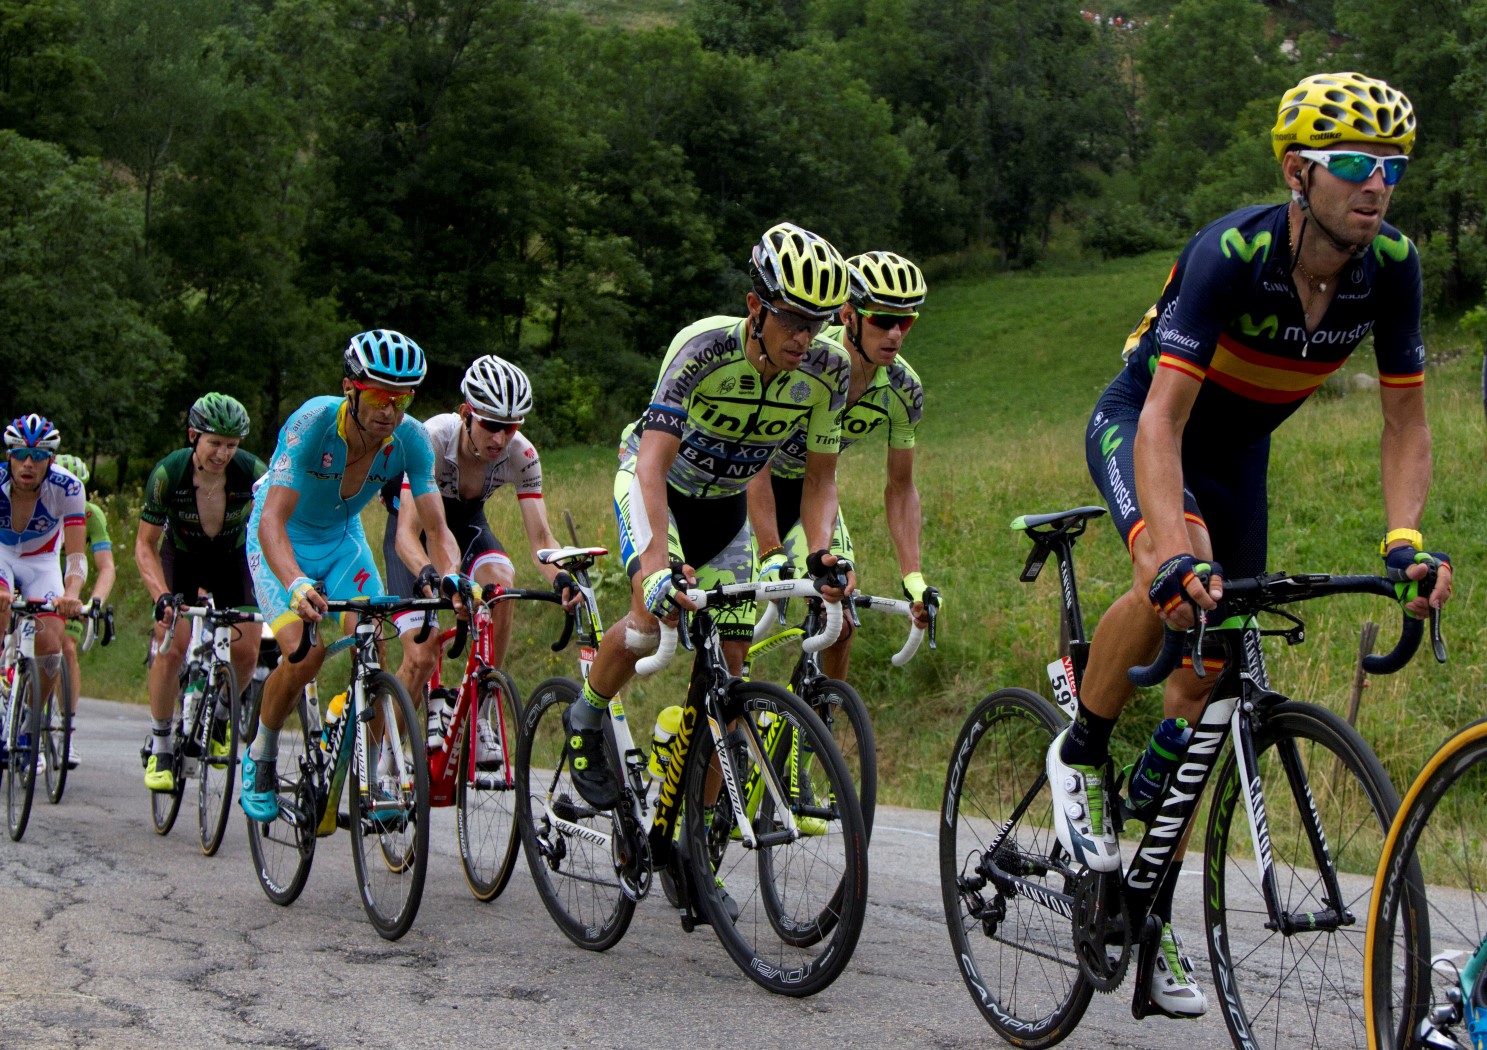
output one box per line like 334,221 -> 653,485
188,393 -> 250,438
56,454 -> 90,484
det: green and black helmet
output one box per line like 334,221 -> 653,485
188,392 -> 251,438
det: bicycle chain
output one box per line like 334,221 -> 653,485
1071,869 -> 1132,992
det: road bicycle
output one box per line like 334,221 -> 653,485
245,590 -> 447,940
3,597 -> 113,839
748,582 -> 931,839
517,571 -> 869,996
140,596 -> 262,855
421,577 -> 574,902
1365,718 -> 1487,1049
940,504 -> 1443,1050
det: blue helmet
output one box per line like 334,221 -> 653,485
4,413 -> 61,452
344,329 -> 427,389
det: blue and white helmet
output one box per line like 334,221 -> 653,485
344,329 -> 427,389
4,413 -> 62,452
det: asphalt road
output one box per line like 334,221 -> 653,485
0,698 -> 1330,1050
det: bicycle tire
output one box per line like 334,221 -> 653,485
1204,699 -> 1407,1050
939,687 -> 1092,1047
515,676 -> 635,951
802,677 -> 876,839
42,657 -> 73,804
349,670 -> 430,940
1365,717 -> 1487,1050
151,672 -> 201,836
197,664 -> 240,856
238,674 -> 263,743
457,669 -> 523,901
6,661 -> 41,841
246,687 -> 317,907
688,681 -> 868,997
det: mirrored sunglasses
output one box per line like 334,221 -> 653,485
1298,149 -> 1409,186
858,308 -> 919,332
350,380 -> 416,412
474,417 -> 520,434
7,448 -> 52,462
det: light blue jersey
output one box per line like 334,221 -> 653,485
248,396 -> 437,630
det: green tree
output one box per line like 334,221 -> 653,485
0,0 -> 96,149
1136,0 -> 1288,228
0,131 -> 176,467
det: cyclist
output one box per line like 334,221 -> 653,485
563,221 -> 854,816
240,329 -> 467,822
135,394 -> 266,792
0,415 -> 86,748
381,354 -> 580,763
51,453 -> 115,769
748,250 -> 936,679
1049,72 -> 1453,1019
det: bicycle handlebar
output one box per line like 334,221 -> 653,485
637,577 -> 845,675
753,592 -> 925,667
1128,571 -> 1445,687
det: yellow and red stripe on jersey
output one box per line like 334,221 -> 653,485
1379,371 -> 1425,389
1156,354 -> 1206,384
1204,335 -> 1347,404
1126,512 -> 1208,557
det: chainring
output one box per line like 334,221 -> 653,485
1071,868 -> 1133,992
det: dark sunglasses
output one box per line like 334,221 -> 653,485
1298,149 -> 1409,186
473,416 -> 520,434
7,448 -> 52,462
857,308 -> 919,333
758,299 -> 827,337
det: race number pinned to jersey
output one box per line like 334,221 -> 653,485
1047,656 -> 1077,719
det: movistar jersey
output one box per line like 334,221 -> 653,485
254,396 -> 436,547
141,447 -> 266,551
769,324 -> 924,480
621,316 -> 849,498
1119,203 -> 1424,448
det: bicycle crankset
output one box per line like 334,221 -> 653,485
1071,868 -> 1132,992
613,803 -> 652,902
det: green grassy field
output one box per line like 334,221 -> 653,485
76,249 -> 1486,813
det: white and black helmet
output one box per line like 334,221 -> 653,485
461,355 -> 532,422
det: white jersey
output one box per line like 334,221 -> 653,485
422,413 -> 543,505
0,464 -> 84,556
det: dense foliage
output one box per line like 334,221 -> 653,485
2,0 -> 1485,474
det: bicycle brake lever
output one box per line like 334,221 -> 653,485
1429,605 -> 1447,663
927,603 -> 938,652
1190,608 -> 1209,679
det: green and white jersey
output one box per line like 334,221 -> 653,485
620,316 -> 849,498
768,325 -> 924,481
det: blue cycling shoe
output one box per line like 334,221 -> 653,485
239,752 -> 280,822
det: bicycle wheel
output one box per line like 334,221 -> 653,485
245,688 -> 317,906
687,681 -> 868,997
939,687 -> 1092,1046
1365,718 -> 1487,1050
1205,699 -> 1405,1050
348,670 -> 430,940
801,677 -> 876,839
197,664 -> 240,857
6,661 -> 41,841
41,657 -> 73,804
457,668 -> 523,901
515,676 -> 635,951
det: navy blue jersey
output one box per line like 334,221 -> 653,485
1118,204 -> 1424,448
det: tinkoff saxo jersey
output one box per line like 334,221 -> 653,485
768,324 -> 923,481
620,316 -> 850,497
1119,203 -> 1424,450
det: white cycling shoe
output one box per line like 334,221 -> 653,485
1046,727 -> 1121,872
1148,923 -> 1207,1018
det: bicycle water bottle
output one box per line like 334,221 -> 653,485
647,705 -> 684,779
182,675 -> 204,730
1124,717 -> 1193,821
320,691 -> 348,753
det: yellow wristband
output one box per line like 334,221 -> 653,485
1380,528 -> 1423,556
